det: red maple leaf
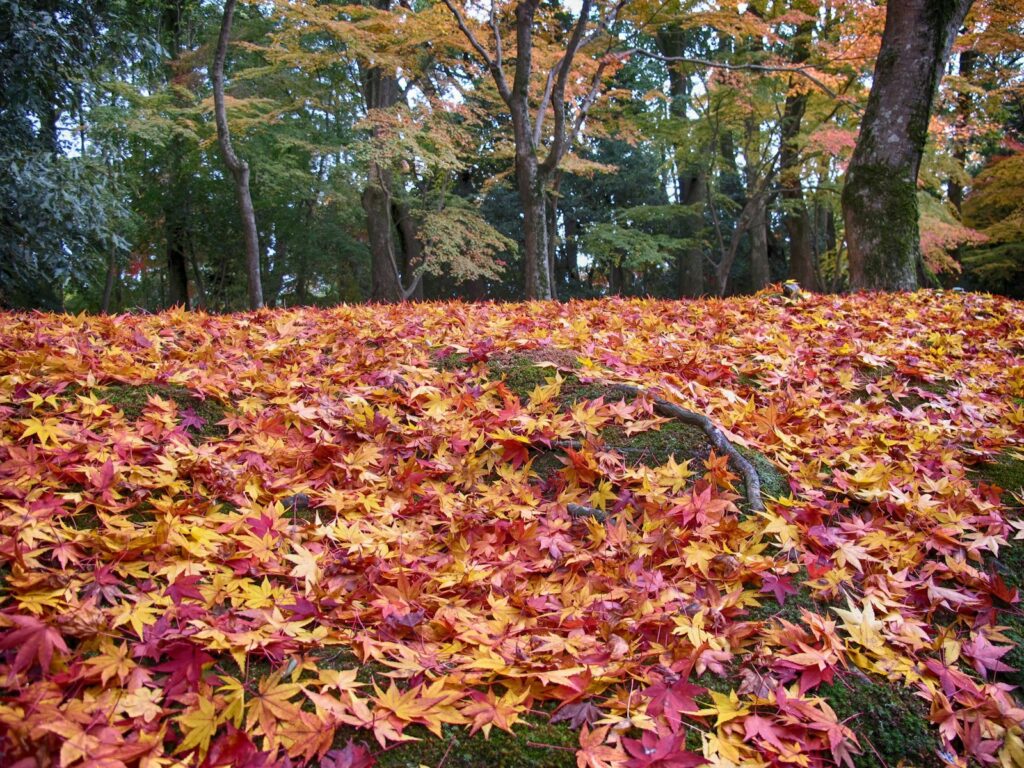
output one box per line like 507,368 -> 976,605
0,613 -> 69,675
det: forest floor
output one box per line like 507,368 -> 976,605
0,288 -> 1023,768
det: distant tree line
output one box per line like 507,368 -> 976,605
1,0 -> 1021,312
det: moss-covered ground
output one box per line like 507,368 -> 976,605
96,382 -> 228,440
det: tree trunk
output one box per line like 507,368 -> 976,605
101,249 -> 118,314
563,216 -> 580,284
394,200 -> 423,300
359,50 -> 407,302
749,195 -> 770,291
546,172 -> 562,299
677,174 -> 706,297
779,89 -> 820,291
213,0 -> 264,310
165,187 -> 190,307
843,0 -> 974,291
362,174 -> 403,302
163,2 -> 189,308
516,149 -> 551,300
948,49 -> 977,213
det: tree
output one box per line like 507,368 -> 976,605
842,0 -> 975,291
442,0 -> 624,299
213,0 -> 264,310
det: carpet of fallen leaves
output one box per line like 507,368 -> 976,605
1,289 -> 1024,768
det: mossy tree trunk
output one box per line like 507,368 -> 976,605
842,0 -> 974,291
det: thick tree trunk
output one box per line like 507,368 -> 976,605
516,149 -> 552,300
362,174 -> 403,302
545,173 -> 561,299
843,0 -> 974,291
165,190 -> 190,307
359,51 -> 407,302
749,195 -> 770,291
677,174 -> 706,297
213,0 -> 264,310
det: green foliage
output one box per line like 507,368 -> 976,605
961,148 -> 1024,297
419,203 -> 516,283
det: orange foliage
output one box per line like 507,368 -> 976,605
1,292 -> 1023,766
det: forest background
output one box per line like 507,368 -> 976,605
1,0 -> 1022,313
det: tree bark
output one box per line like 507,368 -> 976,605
101,249 -> 118,314
213,0 -> 264,310
163,2 -> 189,308
749,194 -> 770,291
677,174 -> 706,297
843,0 -> 974,291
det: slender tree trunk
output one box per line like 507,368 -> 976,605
564,216 -> 580,284
546,172 -> 562,299
779,89 -> 820,291
948,49 -> 977,212
843,0 -> 974,291
101,249 -> 118,314
213,0 -> 264,310
165,181 -> 190,307
163,2 -> 189,307
394,200 -> 424,300
658,26 -> 706,298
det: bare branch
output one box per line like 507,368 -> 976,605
538,0 -> 593,175
441,0 -> 511,103
629,50 -> 840,100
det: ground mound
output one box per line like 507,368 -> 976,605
0,290 -> 1022,767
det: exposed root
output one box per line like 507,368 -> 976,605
606,384 -> 764,513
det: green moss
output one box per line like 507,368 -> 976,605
97,383 -> 227,439
436,351 -> 469,371
745,580 -> 824,625
329,718 -> 579,768
818,677 -> 940,768
972,450 -> 1024,506
530,452 -> 566,482
488,357 -> 556,402
602,422 -> 708,468
998,605 -> 1024,695
736,446 -> 789,502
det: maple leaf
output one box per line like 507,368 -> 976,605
961,633 -> 1015,676
551,700 -> 604,730
461,688 -> 527,737
285,542 -> 322,594
623,731 -> 706,768
832,599 -> 886,651
643,678 -> 705,731
177,695 -> 220,759
321,740 -> 377,768
0,613 -> 69,676
577,725 -> 627,768
760,573 -> 799,606
18,416 -> 63,447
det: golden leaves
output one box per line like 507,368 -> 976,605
0,291 -> 1022,766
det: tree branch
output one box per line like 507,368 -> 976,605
629,50 -> 840,100
441,0 -> 512,103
